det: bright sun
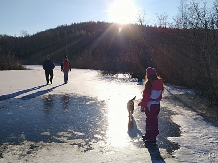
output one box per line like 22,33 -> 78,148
108,0 -> 138,24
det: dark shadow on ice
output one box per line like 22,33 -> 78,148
157,107 -> 181,153
127,117 -> 142,138
0,84 -> 46,101
145,144 -> 166,163
21,83 -> 65,100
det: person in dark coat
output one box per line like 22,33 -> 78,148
43,55 -> 55,85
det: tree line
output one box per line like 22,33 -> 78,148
0,0 -> 218,107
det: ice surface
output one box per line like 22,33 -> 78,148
0,65 -> 217,163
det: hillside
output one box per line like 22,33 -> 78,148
0,21 -> 218,106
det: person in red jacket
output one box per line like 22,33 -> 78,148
61,55 -> 71,84
138,67 -> 164,144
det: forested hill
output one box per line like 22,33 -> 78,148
0,21 -> 218,105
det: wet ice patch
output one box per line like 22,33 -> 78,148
0,94 -> 107,145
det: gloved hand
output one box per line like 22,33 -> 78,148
141,106 -> 145,112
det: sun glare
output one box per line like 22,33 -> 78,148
108,0 -> 138,24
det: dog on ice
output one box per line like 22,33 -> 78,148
127,96 -> 136,120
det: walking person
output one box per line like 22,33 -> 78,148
138,67 -> 164,144
43,55 -> 55,85
61,55 -> 71,84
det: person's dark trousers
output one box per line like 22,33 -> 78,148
45,70 -> 53,84
63,70 -> 69,83
144,104 -> 160,141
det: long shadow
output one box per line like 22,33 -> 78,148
128,116 -> 165,162
21,83 -> 65,100
0,84 -> 46,101
127,117 -> 142,138
145,144 -> 166,163
158,107 -> 181,153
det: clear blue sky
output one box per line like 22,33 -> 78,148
0,0 -> 214,36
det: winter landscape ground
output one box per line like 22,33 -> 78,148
0,65 -> 217,163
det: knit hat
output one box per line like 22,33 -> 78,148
146,67 -> 157,77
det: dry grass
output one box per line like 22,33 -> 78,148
0,54 -> 26,70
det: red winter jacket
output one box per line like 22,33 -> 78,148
61,58 -> 71,71
138,78 -> 163,108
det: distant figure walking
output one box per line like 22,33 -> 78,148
138,67 -> 164,144
61,55 -> 71,84
43,55 -> 55,85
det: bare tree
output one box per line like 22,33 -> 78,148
20,30 -> 28,37
135,9 -> 153,69
156,13 -> 169,28
19,30 -> 29,60
212,0 -> 218,29
186,0 -> 218,100
136,9 -> 147,26
187,0 -> 213,29
173,0 -> 189,29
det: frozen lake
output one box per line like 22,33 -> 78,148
0,65 -> 217,163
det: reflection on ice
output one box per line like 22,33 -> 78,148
100,81 -> 140,147
106,98 -> 131,147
